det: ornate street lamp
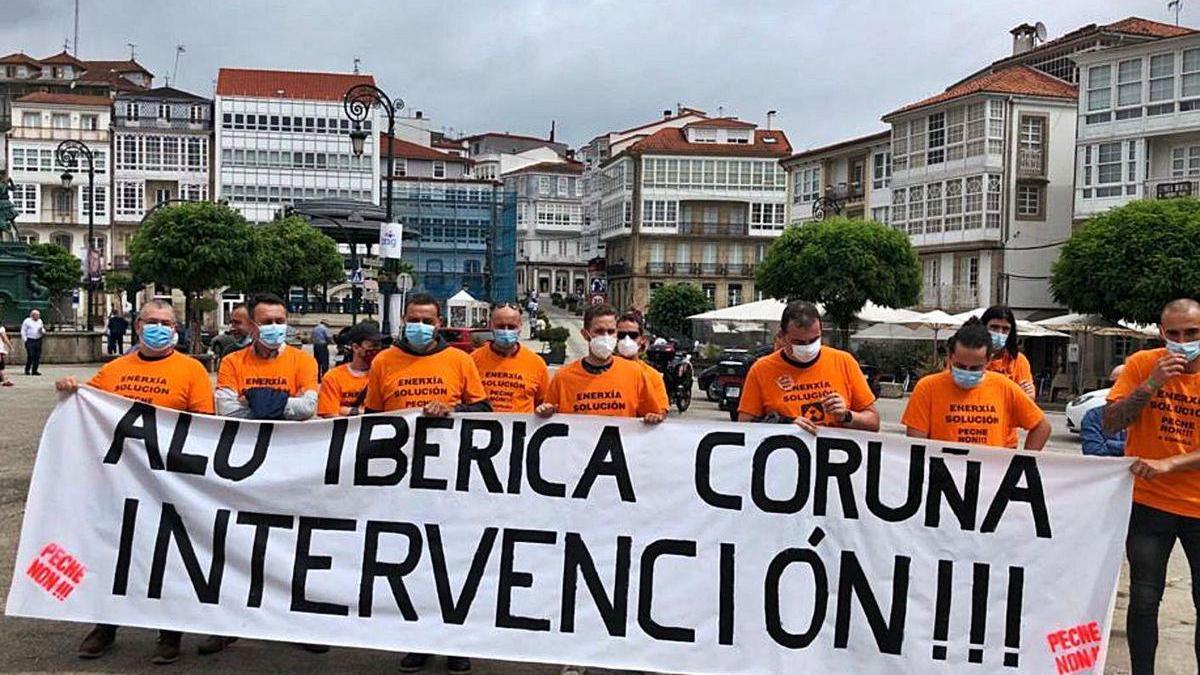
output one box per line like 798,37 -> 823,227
55,139 -> 98,331
344,83 -> 404,335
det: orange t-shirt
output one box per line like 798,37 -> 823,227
544,357 -> 661,417
989,352 -> 1035,446
1108,348 -> 1200,517
88,350 -> 214,414
216,344 -> 319,397
902,370 -> 1045,448
631,358 -> 670,414
364,344 -> 488,412
317,363 -> 370,417
738,347 -> 876,425
470,342 -> 550,413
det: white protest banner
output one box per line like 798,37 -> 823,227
8,388 -> 1133,674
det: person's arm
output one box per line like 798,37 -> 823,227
899,378 -> 932,439
906,427 -> 930,439
455,354 -> 491,412
215,387 -> 254,418
1079,408 -> 1108,456
1105,354 -> 1184,433
1011,381 -> 1049,451
1106,432 -> 1127,457
283,390 -> 319,420
1023,419 -> 1051,451
1132,449 -> 1200,478
844,404 -> 881,432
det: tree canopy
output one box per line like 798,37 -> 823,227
755,217 -> 921,333
1051,199 -> 1200,325
242,215 -> 346,300
647,283 -> 711,339
129,201 -> 258,296
27,243 -> 81,301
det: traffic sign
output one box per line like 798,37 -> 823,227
347,268 -> 364,285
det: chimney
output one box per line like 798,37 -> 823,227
550,119 -> 556,143
415,110 -> 423,119
766,110 -> 777,130
663,109 -> 672,118
566,149 -> 576,160
1010,22 -> 1038,55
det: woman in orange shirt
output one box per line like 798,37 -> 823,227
981,305 -> 1035,398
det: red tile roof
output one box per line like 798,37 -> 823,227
460,131 -> 554,144
38,50 -> 82,66
217,68 -> 374,101
685,117 -> 757,129
380,134 -> 470,162
1105,16 -> 1194,38
81,59 -> 153,77
886,65 -> 1076,118
14,92 -> 112,107
625,128 -> 792,158
782,130 -> 892,164
614,107 -> 708,135
0,52 -> 41,66
504,160 -> 583,176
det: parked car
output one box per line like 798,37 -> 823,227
438,327 -> 494,353
1065,387 -> 1110,433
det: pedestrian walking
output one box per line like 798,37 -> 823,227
312,318 -> 332,380
105,310 -> 128,356
0,323 -> 12,387
20,309 -> 44,375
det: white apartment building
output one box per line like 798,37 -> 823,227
781,130 -> 892,227
882,66 -> 1078,314
503,160 -> 585,296
214,68 -> 380,222
1073,30 -> 1200,217
111,86 -> 212,267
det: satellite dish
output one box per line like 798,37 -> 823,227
1035,21 -> 1048,43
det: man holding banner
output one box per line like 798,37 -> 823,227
737,301 -> 879,432
902,320 -> 1050,450
317,322 -> 383,417
54,299 -> 212,665
470,303 -> 549,413
615,311 -> 669,415
1104,297 -> 1200,674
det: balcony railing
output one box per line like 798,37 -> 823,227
676,222 -> 748,236
10,126 -> 108,142
920,283 -> 979,312
607,262 -> 629,276
826,182 -> 865,201
1017,148 -> 1044,178
1146,177 -> 1198,200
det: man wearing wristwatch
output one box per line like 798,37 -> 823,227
317,322 -> 383,417
737,301 -> 880,433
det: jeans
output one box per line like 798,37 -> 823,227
1126,502 -> 1200,675
314,343 -> 330,379
24,338 -> 42,374
107,334 -> 123,355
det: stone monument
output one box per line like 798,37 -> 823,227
0,181 -> 49,326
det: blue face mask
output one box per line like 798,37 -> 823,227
404,322 -> 436,348
493,328 -> 519,348
257,323 -> 288,349
140,323 -> 175,351
1166,339 -> 1200,362
989,331 -> 1008,351
951,366 -> 985,389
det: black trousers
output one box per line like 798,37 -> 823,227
1126,502 -> 1200,675
107,334 -> 123,355
314,343 -> 330,379
24,338 -> 42,374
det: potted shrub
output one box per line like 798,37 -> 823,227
542,326 -> 570,365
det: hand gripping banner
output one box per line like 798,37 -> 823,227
7,388 -> 1133,674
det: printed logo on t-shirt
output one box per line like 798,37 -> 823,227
945,402 -> 1001,444
775,374 -> 794,391
1151,389 -> 1200,446
481,370 -> 527,407
389,375 -> 450,402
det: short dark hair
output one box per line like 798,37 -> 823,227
980,304 -> 1018,358
617,312 -> 644,331
584,303 -> 617,330
247,292 -> 285,319
404,292 -> 441,317
780,301 -> 821,332
948,318 -> 990,353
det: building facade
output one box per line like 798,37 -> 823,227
503,160 -> 585,296
111,86 -> 213,268
781,130 -> 892,227
465,132 -> 567,180
598,117 -> 792,312
214,68 -> 380,222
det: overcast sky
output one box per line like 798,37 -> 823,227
3,0 -> 1190,148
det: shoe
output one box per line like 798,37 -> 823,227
446,656 -> 472,675
2,381 -> 12,387
78,625 -> 117,659
196,635 -> 237,655
32,372 -> 42,376
399,653 -> 432,672
297,642 -> 330,653
151,634 -> 181,665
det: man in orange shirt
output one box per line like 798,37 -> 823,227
738,301 -> 879,433
536,303 -> 664,423
1103,298 -> 1200,673
470,303 -> 549,413
615,312 -> 669,415
56,299 -> 212,665
317,322 -> 383,417
902,320 -> 1049,450
215,293 -> 319,422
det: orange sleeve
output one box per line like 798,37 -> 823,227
737,362 -> 765,418
87,362 -> 114,391
296,350 -> 319,394
1008,378 -> 1046,430
461,354 -> 488,405
545,370 -> 566,409
188,364 -> 215,414
216,352 -> 239,392
364,363 -> 386,411
1015,353 -> 1034,385
843,355 -> 877,411
639,364 -> 669,415
901,376 -> 933,434
1108,351 -> 1148,402
533,357 -> 550,406
318,373 -> 343,417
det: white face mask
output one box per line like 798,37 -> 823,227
617,336 -> 640,358
589,334 -> 617,359
791,340 -> 821,363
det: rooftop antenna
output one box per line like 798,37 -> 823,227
1170,0 -> 1184,25
127,43 -> 136,60
1034,21 -> 1048,45
353,57 -> 361,74
73,0 -> 79,56
171,44 -> 186,85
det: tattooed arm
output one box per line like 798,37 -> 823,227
1104,353 -> 1188,433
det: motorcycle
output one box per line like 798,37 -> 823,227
646,341 -> 695,414
715,356 -> 753,422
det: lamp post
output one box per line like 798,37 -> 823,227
344,84 -> 404,336
56,139 -> 97,331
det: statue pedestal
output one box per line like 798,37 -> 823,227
0,241 -> 50,327
6,330 -> 103,365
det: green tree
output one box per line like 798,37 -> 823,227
647,283 -> 712,339
1051,199 -> 1200,325
755,217 -> 921,344
28,243 -> 81,325
244,216 -> 346,307
129,201 -> 258,351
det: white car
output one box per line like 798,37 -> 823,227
1065,388 -> 1110,434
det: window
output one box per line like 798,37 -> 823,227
701,283 -> 716,303
800,166 -> 821,202
1150,53 -> 1175,106
750,203 -> 785,226
872,152 -> 891,189
81,185 -> 107,218
1116,59 -> 1143,110
155,188 -> 171,205
1087,65 -> 1111,112
53,233 -> 73,250
1016,184 -> 1044,219
52,113 -> 69,129
433,161 -> 445,179
926,112 -> 945,164
557,176 -> 568,194
158,104 -> 171,120
1081,141 -> 1138,198
1185,48 -> 1200,99
923,258 -> 940,291
394,159 -> 407,177
10,183 -> 36,215
539,176 -> 550,195
4,66 -> 15,78
53,189 -> 71,216
1018,116 -> 1045,175
115,181 -> 144,216
870,206 -> 889,224
190,105 -> 204,123
81,114 -> 98,130
1171,145 -> 1200,176
728,284 -> 742,306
